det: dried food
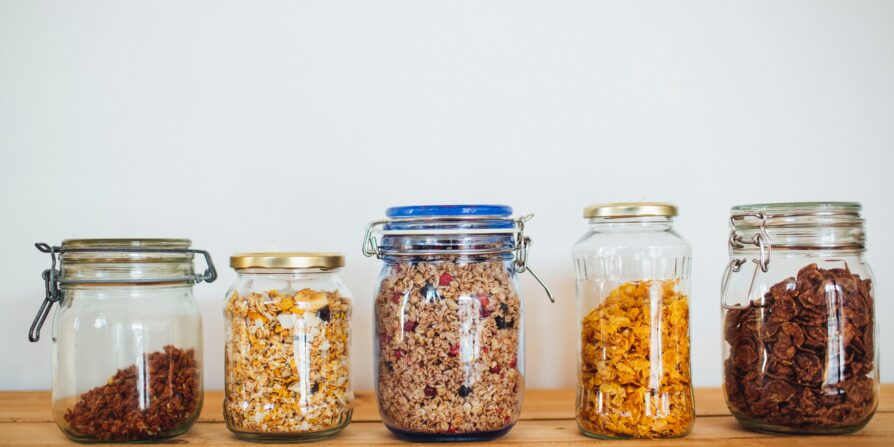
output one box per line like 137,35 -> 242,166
724,263 -> 876,430
63,346 -> 199,441
224,288 -> 352,434
578,280 -> 694,438
375,260 -> 522,434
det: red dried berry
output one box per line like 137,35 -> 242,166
378,332 -> 392,344
391,291 -> 403,303
482,346 -> 490,353
447,426 -> 457,434
439,273 -> 453,286
509,356 -> 518,368
424,386 -> 437,397
393,349 -> 405,360
448,344 -> 459,357
403,320 -> 418,332
476,293 -> 490,308
490,365 -> 501,374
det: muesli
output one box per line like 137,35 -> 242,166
375,260 -> 523,434
224,288 -> 352,435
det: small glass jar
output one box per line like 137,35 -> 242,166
29,239 -> 215,443
362,205 -> 552,442
573,203 -> 695,439
224,252 -> 353,442
722,202 -> 878,434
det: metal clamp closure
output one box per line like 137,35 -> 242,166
362,214 -> 554,303
728,213 -> 772,273
28,242 -> 217,342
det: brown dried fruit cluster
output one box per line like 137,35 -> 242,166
724,263 -> 876,430
62,346 -> 200,441
375,260 -> 522,435
224,288 -> 352,435
577,280 -> 694,438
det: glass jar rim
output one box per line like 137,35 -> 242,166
731,201 -> 861,216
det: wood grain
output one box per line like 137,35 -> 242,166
1,387 -> 891,446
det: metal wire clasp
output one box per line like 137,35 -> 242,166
362,214 -> 554,303
28,242 -> 218,342
728,212 -> 772,273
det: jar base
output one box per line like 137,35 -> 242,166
731,411 -> 875,436
386,424 -> 514,442
229,424 -> 349,443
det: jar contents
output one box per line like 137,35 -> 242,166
225,288 -> 352,434
578,280 -> 694,438
375,261 -> 522,434
62,346 -> 200,441
724,264 -> 876,429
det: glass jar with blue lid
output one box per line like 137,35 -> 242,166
362,205 -> 552,442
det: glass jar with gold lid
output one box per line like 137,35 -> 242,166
28,238 -> 216,443
223,252 -> 354,441
573,203 -> 695,439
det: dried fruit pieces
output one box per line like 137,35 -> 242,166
62,346 -> 200,441
375,260 -> 522,435
724,263 -> 876,431
224,288 -> 352,435
577,280 -> 694,438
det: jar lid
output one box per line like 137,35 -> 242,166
230,252 -> 345,270
731,201 -> 861,216
583,202 -> 678,218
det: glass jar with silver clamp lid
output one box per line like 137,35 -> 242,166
28,239 -> 216,443
721,202 -> 878,434
362,204 -> 553,442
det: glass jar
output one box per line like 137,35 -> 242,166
721,202 -> 878,434
28,239 -> 216,443
362,205 -> 552,442
573,203 -> 695,439
224,252 -> 353,441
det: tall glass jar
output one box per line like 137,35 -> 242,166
573,203 -> 695,439
224,252 -> 353,442
362,205 -> 552,442
28,239 -> 216,443
721,202 -> 878,434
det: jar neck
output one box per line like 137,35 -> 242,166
587,216 -> 674,232
730,205 -> 865,251
58,239 -> 197,285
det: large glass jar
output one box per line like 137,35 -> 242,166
362,205 -> 552,442
722,202 -> 878,434
573,203 -> 695,439
224,252 -> 353,442
28,239 -> 215,443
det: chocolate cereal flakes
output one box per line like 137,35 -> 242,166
62,346 -> 200,441
578,280 -> 694,438
375,260 -> 522,435
724,263 -> 877,431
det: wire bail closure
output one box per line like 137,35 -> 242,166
362,214 -> 554,303
728,213 -> 772,273
28,242 -> 218,342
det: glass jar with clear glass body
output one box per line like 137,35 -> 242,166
224,252 -> 353,442
722,202 -> 878,434
573,203 -> 695,439
363,205 -> 552,442
29,239 -> 215,443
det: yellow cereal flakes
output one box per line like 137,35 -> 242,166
577,280 -> 694,438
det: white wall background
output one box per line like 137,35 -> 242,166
1,1 -> 893,391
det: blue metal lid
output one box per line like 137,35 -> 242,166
385,204 -> 512,218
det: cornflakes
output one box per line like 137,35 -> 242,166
577,280 -> 694,438
224,288 -> 352,436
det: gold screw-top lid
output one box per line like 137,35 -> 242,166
583,202 -> 678,218
230,252 -> 345,270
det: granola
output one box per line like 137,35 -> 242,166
224,288 -> 352,435
578,280 -> 694,438
375,260 -> 523,435
724,263 -> 876,431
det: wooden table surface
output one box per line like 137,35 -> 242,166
1,386 -> 892,446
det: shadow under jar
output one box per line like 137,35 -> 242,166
224,252 -> 354,442
722,202 -> 879,434
363,205 -> 553,442
573,203 -> 695,439
28,239 -> 216,443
